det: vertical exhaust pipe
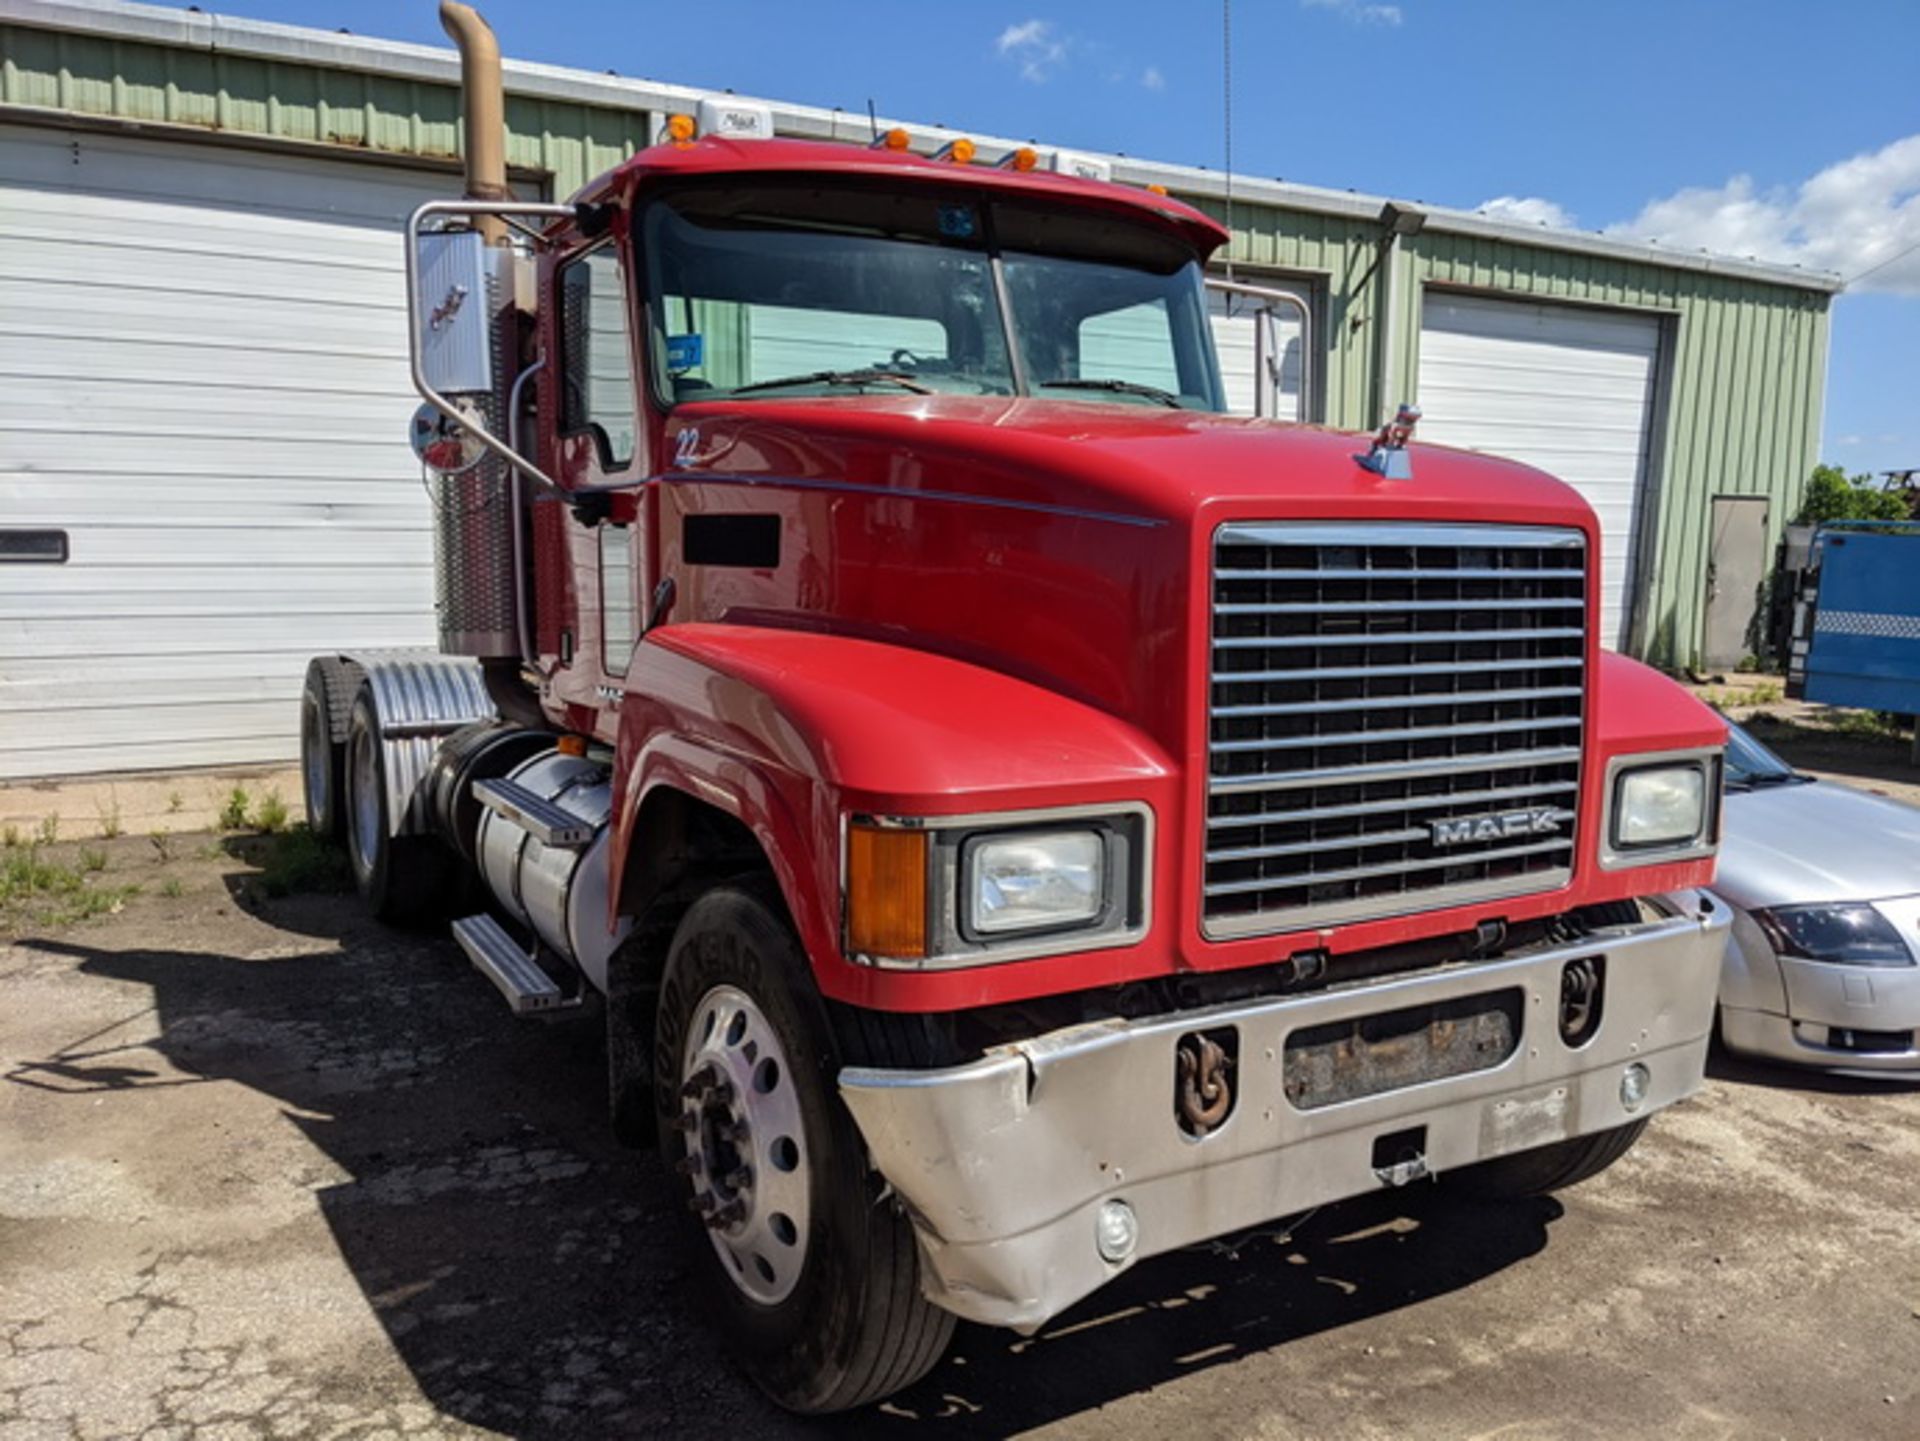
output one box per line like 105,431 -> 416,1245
439,1 -> 510,243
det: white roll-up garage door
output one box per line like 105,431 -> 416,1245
1415,292 -> 1661,649
1208,278 -> 1307,421
0,125 -> 449,779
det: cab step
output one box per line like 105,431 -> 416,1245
472,777 -> 593,849
451,913 -> 581,1015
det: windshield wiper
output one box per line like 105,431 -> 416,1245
1729,770 -> 1806,790
729,369 -> 932,396
1038,378 -> 1185,408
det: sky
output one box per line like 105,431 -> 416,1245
211,0 -> 1920,478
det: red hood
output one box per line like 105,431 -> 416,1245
667,394 -> 1594,533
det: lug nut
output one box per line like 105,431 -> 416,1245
708,1199 -> 746,1229
679,1066 -> 716,1100
708,1080 -> 735,1106
666,1111 -> 698,1133
688,1191 -> 716,1215
724,1166 -> 752,1191
674,1154 -> 703,1177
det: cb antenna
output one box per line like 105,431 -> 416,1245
1222,0 -> 1235,282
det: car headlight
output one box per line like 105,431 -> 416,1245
966,829 -> 1105,935
1613,764 -> 1707,848
1753,904 -> 1916,967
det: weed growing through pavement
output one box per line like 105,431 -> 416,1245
253,790 -> 290,834
0,846 -> 139,931
253,824 -> 351,898
218,787 -> 251,830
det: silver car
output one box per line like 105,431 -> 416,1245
1712,721 -> 1920,1075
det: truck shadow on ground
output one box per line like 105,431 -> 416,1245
14,897 -> 1562,1440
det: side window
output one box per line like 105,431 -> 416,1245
559,246 -> 637,469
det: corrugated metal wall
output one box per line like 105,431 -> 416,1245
1204,210 -> 1831,667
1394,234 -> 1828,667
0,22 -> 650,198
0,16 -> 1831,675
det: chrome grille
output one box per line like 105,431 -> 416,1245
1206,523 -> 1586,939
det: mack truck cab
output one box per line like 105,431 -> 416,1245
297,3 -> 1732,1413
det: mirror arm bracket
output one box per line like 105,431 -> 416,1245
406,198 -> 581,496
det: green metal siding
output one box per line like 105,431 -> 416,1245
0,23 -> 650,197
1206,207 -> 1830,668
1199,199 -> 1385,431
0,18 -> 1832,670
1390,232 -> 1828,668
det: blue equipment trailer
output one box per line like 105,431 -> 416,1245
1789,522 -> 1920,758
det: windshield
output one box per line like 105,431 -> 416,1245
1724,720 -> 1802,788
641,182 -> 1225,411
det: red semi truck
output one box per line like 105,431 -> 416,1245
299,3 -> 1732,1412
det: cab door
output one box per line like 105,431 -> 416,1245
541,236 -> 648,736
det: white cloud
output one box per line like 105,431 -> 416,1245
1478,195 -> 1575,229
1301,0 -> 1404,26
1141,65 -> 1166,91
1607,133 -> 1920,293
996,18 -> 1068,83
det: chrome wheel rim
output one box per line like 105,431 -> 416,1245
347,723 -> 381,881
301,692 -> 330,825
678,984 -> 811,1306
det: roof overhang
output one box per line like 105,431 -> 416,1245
6,0 -> 1846,296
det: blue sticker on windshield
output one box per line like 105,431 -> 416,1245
937,204 -> 977,239
667,333 -> 704,371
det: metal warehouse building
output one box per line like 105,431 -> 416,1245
0,0 -> 1843,780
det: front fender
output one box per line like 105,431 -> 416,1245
611,624 -> 1176,1010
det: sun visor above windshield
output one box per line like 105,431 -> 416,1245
592,137 -> 1227,259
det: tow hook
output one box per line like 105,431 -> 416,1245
1175,1030 -> 1236,1137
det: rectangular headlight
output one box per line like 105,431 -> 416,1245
1612,763 -> 1707,848
966,829 -> 1105,935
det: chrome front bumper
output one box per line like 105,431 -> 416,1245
839,894 -> 1730,1331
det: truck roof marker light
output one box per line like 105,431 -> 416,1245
997,146 -> 1040,172
931,137 -> 977,165
870,126 -> 913,151
1145,183 -> 1169,196
666,113 -> 697,147
555,734 -> 588,757
847,824 -> 929,961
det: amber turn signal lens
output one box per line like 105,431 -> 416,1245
847,824 -> 929,960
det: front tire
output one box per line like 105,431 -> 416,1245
344,688 -> 457,926
1455,1118 -> 1649,1197
653,884 -> 953,1414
